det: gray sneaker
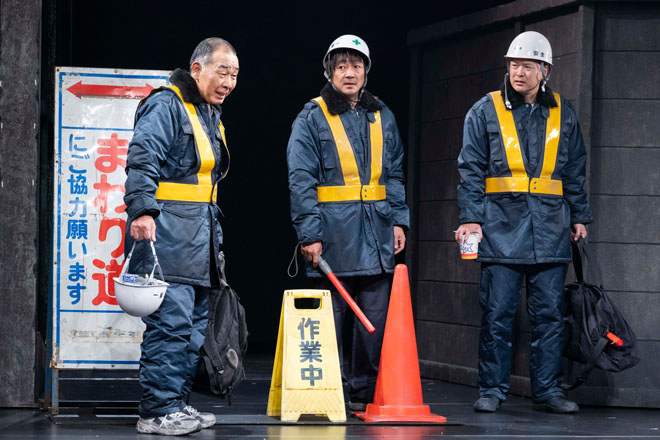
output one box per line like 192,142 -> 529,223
182,405 -> 216,429
136,411 -> 201,435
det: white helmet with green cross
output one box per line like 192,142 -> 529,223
323,34 -> 371,76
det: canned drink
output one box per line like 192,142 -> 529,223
460,233 -> 479,260
123,274 -> 137,283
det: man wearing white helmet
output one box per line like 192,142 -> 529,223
287,34 -> 409,410
455,31 -> 592,413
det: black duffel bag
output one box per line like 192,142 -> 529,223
562,238 -> 640,390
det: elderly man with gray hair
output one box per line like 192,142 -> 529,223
124,37 -> 239,435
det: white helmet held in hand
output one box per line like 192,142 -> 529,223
323,34 -> 371,76
114,241 -> 168,318
505,31 -> 552,65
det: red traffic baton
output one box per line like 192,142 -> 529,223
607,332 -> 624,347
317,255 -> 376,333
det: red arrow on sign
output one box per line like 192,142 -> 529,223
67,81 -> 155,99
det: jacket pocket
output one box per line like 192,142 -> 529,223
162,124 -> 197,179
373,200 -> 393,219
486,120 -> 503,170
318,130 -> 338,171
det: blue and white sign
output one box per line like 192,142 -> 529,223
52,67 -> 170,369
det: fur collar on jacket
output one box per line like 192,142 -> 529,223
139,68 -> 217,110
500,76 -> 558,109
320,82 -> 383,115
169,68 -> 206,104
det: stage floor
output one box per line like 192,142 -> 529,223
2,354 -> 659,439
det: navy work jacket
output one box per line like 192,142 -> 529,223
287,86 -> 410,277
457,87 -> 592,264
124,70 -> 228,286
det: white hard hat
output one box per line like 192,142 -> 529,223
505,31 -> 553,65
323,34 -> 371,74
114,241 -> 168,318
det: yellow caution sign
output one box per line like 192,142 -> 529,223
267,289 -> 345,422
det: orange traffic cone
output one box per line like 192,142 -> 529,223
354,264 -> 447,423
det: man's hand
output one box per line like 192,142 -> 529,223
130,215 -> 157,241
394,226 -> 406,255
455,223 -> 482,244
571,223 -> 587,242
301,241 -> 323,268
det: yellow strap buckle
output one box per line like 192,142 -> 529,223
317,184 -> 386,202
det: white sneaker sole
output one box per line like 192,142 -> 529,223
136,419 -> 201,435
198,418 -> 216,429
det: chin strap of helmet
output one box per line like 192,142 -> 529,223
540,61 -> 547,92
503,73 -> 512,110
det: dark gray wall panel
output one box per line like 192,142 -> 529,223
417,242 -> 481,283
592,100 -> 660,148
593,243 -> 660,293
596,52 -> 660,100
418,161 -> 459,201
421,69 -> 506,122
416,281 -> 481,327
542,53 -> 578,101
0,0 -> 41,407
417,321 -> 479,368
607,291 -> 660,341
590,147 -> 660,195
418,201 -> 459,242
525,11 -> 579,56
421,29 -> 514,83
596,5 -> 660,51
590,195 -> 660,244
420,118 -> 464,163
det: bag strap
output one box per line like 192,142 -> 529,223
202,289 -> 227,377
202,354 -> 224,395
562,337 -> 609,390
572,238 -> 603,288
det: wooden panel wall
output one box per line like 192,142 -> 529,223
575,3 -> 660,407
0,0 -> 42,406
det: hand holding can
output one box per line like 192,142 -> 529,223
460,233 -> 479,260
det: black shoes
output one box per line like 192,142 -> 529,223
473,395 -> 502,412
348,401 -> 367,411
533,396 -> 579,413
474,395 -> 578,414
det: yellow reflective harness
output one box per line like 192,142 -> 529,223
313,97 -> 386,202
155,84 -> 228,203
485,91 -> 563,196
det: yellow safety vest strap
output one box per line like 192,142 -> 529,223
313,97 -> 360,186
485,177 -> 563,195
317,184 -> 386,202
312,97 -> 386,202
489,91 -> 526,178
155,85 -> 220,203
369,111 -> 384,186
539,93 -> 562,181
485,91 -> 563,196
